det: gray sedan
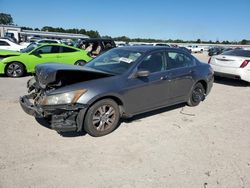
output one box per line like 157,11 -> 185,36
20,46 -> 214,137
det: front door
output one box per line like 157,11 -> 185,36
123,51 -> 172,114
28,45 -> 60,72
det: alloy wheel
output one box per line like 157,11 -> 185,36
92,105 -> 116,131
7,63 -> 23,77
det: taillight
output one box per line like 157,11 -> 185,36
208,57 -> 211,64
240,60 -> 250,68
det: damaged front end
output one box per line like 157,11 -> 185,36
19,63 -> 113,132
20,77 -> 88,132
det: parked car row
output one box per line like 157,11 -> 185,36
1,31 -> 249,138
13,42 -> 250,137
208,46 -> 234,56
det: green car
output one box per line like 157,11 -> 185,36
0,43 -> 92,77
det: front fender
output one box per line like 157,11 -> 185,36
81,92 -> 125,107
0,62 -> 6,74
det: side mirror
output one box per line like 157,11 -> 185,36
135,70 -> 150,78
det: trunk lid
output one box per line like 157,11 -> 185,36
212,55 -> 245,68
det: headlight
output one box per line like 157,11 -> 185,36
42,89 -> 87,105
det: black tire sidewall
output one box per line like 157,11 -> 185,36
187,83 -> 205,107
84,99 -> 120,137
6,62 -> 25,77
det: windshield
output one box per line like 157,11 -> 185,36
85,48 -> 143,75
221,49 -> 250,58
20,43 -> 39,53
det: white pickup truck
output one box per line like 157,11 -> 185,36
187,45 -> 204,53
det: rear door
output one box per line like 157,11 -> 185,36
56,46 -> 79,64
166,50 -> 196,102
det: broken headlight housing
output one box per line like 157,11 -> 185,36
41,89 -> 87,105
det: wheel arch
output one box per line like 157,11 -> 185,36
76,95 -> 125,132
196,80 -> 208,94
89,95 -> 125,115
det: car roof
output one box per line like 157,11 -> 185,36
38,43 -> 75,48
81,38 -> 114,42
117,46 -> 170,53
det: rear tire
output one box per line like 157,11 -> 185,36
187,82 -> 205,107
84,99 -> 120,137
75,60 -> 86,66
5,62 -> 25,77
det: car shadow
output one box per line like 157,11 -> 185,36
59,131 -> 87,137
122,103 -> 186,124
214,76 -> 249,87
0,73 -> 34,78
35,103 -> 186,138
35,117 -> 87,137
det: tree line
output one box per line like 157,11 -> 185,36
21,26 -> 100,38
1,12 -> 249,45
106,36 -> 249,45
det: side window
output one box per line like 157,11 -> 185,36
138,52 -> 165,73
0,41 -> 10,46
62,47 -> 77,53
36,45 -> 60,54
166,52 -> 195,69
36,46 -> 52,54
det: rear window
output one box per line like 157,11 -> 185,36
62,47 -> 77,52
38,40 -> 58,44
222,50 -> 250,58
0,40 -> 10,46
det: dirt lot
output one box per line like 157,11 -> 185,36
0,53 -> 250,188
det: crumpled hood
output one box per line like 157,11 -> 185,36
35,63 -> 113,89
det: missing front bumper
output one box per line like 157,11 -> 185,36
20,95 -> 43,118
19,94 -> 88,132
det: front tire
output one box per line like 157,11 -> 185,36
187,82 -> 205,107
6,62 -> 25,77
84,99 -> 120,137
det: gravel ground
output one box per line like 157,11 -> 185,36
0,53 -> 250,188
